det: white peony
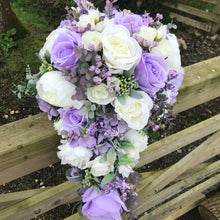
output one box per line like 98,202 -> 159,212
77,9 -> 100,29
90,156 -> 114,177
155,25 -> 167,41
57,141 -> 93,169
152,34 -> 181,73
99,25 -> 142,73
118,165 -> 133,178
36,71 -> 83,108
87,83 -> 115,105
114,91 -> 153,130
82,31 -> 101,51
39,28 -> 66,59
134,26 -> 157,43
122,129 -> 148,163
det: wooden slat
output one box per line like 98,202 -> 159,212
0,181 -> 80,220
173,56 -> 220,113
0,188 -> 49,211
138,130 -> 220,194
0,57 -> 219,184
138,173 -> 220,220
137,114 -> 220,168
162,2 -> 220,23
170,12 -> 212,32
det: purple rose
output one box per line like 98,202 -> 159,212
135,53 -> 169,96
51,29 -> 81,70
114,12 -> 143,34
82,186 -> 128,220
58,108 -> 87,136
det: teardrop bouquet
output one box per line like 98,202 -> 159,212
28,0 -> 184,219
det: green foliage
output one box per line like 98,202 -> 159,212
118,155 -> 134,166
0,28 -> 16,62
101,173 -> 115,186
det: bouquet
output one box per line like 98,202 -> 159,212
28,0 -> 184,219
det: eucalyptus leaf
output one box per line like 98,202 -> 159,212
89,111 -> 94,119
90,104 -> 96,111
99,153 -> 107,163
107,147 -> 116,164
119,140 -> 135,150
124,67 -> 134,78
78,108 -> 87,116
94,184 -> 101,193
101,173 -> 115,186
117,95 -> 125,105
130,90 -> 143,99
119,155 -> 134,166
17,85 -> 26,93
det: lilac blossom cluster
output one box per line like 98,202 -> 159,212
32,0 -> 184,219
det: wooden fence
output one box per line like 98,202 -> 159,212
162,0 -> 220,34
0,56 -> 220,219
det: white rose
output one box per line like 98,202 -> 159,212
87,83 -> 115,105
122,129 -> 148,163
39,28 -> 66,59
107,77 -> 121,88
54,119 -> 63,136
36,71 -> 83,108
155,25 -> 168,41
90,156 -> 114,177
57,141 -> 93,169
118,165 -> 133,178
134,26 -> 157,43
77,9 -> 100,29
96,17 -> 114,32
99,25 -> 142,73
114,91 -> 153,130
82,31 -> 101,51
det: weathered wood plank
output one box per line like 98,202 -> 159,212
173,56 -> 220,113
199,192 -> 220,220
0,188 -> 49,211
0,182 -> 80,220
134,160 -> 220,216
162,2 -> 220,23
170,12 -> 212,32
137,114 -> 220,168
0,57 -> 219,184
138,173 -> 220,220
138,130 -> 220,194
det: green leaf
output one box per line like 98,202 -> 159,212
89,111 -> 94,119
113,138 -> 120,147
94,184 -> 101,193
77,203 -> 83,217
124,67 -> 135,78
90,104 -> 96,111
107,147 -> 116,163
130,90 -> 143,99
17,85 -> 26,92
101,173 -> 115,186
119,155 -> 134,166
117,95 -> 125,105
17,92 -> 21,99
79,108 -> 87,116
119,140 -> 135,150
99,153 -> 107,163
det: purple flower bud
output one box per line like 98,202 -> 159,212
105,71 -> 111,77
156,13 -> 163,20
93,76 -> 102,84
96,61 -> 102,68
108,87 -> 114,93
88,44 -> 95,51
153,125 -> 160,132
95,55 -> 101,62
89,65 -> 96,72
153,105 -> 160,111
153,41 -> 159,47
95,68 -> 101,74
107,76 -> 112,82
115,85 -> 120,92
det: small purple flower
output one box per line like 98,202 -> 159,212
51,29 -> 81,70
58,108 -> 87,136
82,186 -> 128,220
134,53 -> 169,96
36,95 -> 58,120
114,12 -> 143,34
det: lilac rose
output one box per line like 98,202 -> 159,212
114,12 -> 143,34
51,29 -> 81,70
135,53 -> 169,96
58,108 -> 87,136
82,186 -> 128,220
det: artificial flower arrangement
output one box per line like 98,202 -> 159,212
23,0 -> 185,219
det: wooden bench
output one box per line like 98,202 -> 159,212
162,0 -> 220,35
0,56 -> 220,220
